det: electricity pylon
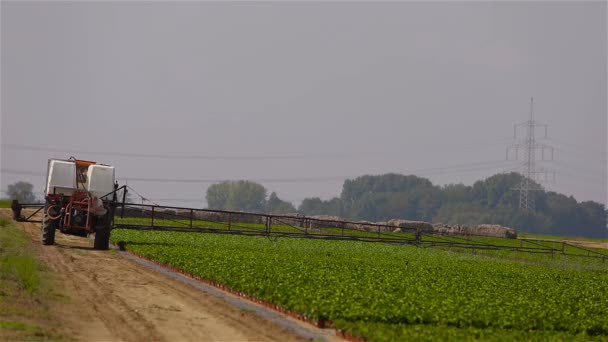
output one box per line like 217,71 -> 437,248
506,98 -> 556,211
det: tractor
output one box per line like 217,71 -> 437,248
42,158 -> 118,250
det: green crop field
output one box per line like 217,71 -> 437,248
111,229 -> 608,341
114,216 -> 608,259
431,235 -> 608,257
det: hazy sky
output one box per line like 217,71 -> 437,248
1,1 -> 606,208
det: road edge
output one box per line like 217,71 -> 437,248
118,250 -> 342,342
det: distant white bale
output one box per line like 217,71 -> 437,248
310,215 -> 344,222
387,219 -> 433,232
431,223 -> 517,239
475,224 -> 518,239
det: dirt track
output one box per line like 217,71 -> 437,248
562,240 -> 608,250
5,209 -> 334,342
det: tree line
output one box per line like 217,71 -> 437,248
4,173 -> 605,238
206,173 -> 607,238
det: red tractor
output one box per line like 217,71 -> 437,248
43,158 -> 117,250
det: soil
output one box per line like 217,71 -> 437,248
562,240 -> 608,250
2,209 -> 339,342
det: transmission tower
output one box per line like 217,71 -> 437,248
506,98 -> 556,211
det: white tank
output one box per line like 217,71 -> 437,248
46,160 -> 77,196
86,164 -> 115,198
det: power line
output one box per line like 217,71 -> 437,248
416,161 -> 519,176
548,146 -> 606,164
0,143 -> 351,161
2,139 -> 520,161
551,169 -> 607,186
545,137 -> 606,156
120,176 -> 348,184
0,168 -> 351,183
403,160 -> 512,173
0,160 -> 518,185
0,168 -> 345,183
546,160 -> 606,180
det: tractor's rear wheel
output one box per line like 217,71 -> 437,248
93,217 -> 111,250
42,215 -> 57,245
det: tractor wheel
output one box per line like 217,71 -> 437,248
42,215 -> 57,245
93,219 -> 111,250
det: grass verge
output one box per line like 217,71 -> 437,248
0,216 -> 61,341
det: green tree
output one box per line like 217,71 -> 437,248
206,180 -> 267,212
298,197 -> 345,217
578,201 -> 608,237
341,173 -> 434,205
207,173 -> 607,238
543,192 -> 583,236
7,181 -> 36,203
442,183 -> 472,203
339,174 -> 441,221
298,197 -> 325,215
206,181 -> 232,209
266,192 -> 296,214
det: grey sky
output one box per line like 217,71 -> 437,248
1,1 -> 606,208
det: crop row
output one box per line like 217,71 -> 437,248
111,229 -> 608,341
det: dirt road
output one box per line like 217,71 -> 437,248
562,240 -> 608,250
5,210 -> 337,342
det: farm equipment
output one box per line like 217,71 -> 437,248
42,157 -> 119,250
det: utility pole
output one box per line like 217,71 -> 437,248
506,98 -> 556,211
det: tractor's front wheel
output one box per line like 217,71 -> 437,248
42,215 -> 57,245
93,217 -> 111,250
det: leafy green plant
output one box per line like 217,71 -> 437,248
111,230 -> 608,340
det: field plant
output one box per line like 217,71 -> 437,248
111,229 -> 608,341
